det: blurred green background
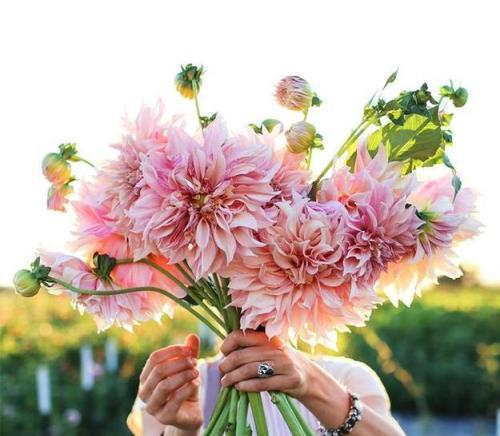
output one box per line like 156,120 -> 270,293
1,279 -> 499,435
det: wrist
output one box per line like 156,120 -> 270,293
297,360 -> 351,428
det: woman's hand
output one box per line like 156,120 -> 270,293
138,334 -> 203,434
218,330 -> 315,401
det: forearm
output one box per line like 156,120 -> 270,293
296,361 -> 404,436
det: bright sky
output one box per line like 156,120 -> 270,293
1,1 -> 499,286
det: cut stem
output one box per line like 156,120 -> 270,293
248,392 -> 269,436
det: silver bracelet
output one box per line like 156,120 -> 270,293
317,392 -> 363,436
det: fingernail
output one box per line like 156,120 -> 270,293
220,376 -> 227,386
193,368 -> 199,376
191,358 -> 197,366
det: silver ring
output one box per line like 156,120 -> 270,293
257,362 -> 274,378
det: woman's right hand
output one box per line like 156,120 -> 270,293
138,334 -> 203,434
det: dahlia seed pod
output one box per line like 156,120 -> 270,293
13,269 -> 41,297
285,121 -> 316,153
174,64 -> 204,100
42,153 -> 72,185
275,76 -> 314,112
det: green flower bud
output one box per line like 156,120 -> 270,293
285,121 -> 316,153
174,64 -> 204,99
13,269 -> 40,297
452,87 -> 468,107
42,153 -> 72,185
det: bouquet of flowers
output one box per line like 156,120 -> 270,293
13,65 -> 480,435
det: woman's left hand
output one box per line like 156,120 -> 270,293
218,329 -> 314,401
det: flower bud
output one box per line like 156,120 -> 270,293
13,269 -> 40,297
452,87 -> 468,108
261,119 -> 283,134
47,182 -> 73,212
275,76 -> 314,112
174,64 -> 204,99
285,121 -> 316,153
42,153 -> 72,185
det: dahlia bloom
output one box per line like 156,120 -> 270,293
378,174 -> 481,306
318,145 -> 421,285
247,124 -> 311,201
70,180 -> 186,300
39,250 -> 180,332
101,100 -> 170,235
130,117 -> 279,278
225,197 -> 381,347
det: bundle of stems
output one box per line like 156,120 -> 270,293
49,258 -> 315,435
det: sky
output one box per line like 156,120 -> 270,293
0,0 -> 499,286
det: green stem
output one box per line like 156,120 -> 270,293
227,387 -> 239,435
49,278 -> 225,339
203,388 -> 230,435
305,146 -> 313,170
137,258 -> 226,331
283,394 -> 316,436
236,392 -> 250,436
271,392 -> 308,436
192,80 -> 204,132
312,119 -> 370,186
73,156 -> 96,168
248,393 -> 269,436
211,404 -> 230,436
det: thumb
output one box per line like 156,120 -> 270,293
185,333 -> 200,359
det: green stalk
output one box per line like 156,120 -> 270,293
248,393 -> 269,436
313,119 -> 369,184
136,258 -> 226,331
49,278 -> 225,339
211,404 -> 230,436
305,146 -> 313,170
235,392 -> 250,436
203,387 -> 230,435
192,80 -> 204,132
271,392 -> 307,436
227,387 -> 240,435
283,394 -> 316,436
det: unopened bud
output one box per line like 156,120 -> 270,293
285,121 -> 316,153
13,269 -> 40,297
275,76 -> 314,112
262,119 -> 283,134
452,87 -> 468,108
42,153 -> 72,185
174,64 -> 204,99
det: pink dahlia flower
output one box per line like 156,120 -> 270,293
130,117 -> 279,278
247,125 -> 311,201
318,145 -> 420,285
39,250 -> 182,332
101,100 -> 170,234
225,197 -> 381,347
378,174 -> 481,306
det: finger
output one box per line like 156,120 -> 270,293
185,333 -> 200,359
139,358 -> 196,402
235,375 -> 299,393
221,330 -> 281,355
158,380 -> 200,425
140,345 -> 192,384
219,346 -> 283,374
221,358 -> 291,388
145,368 -> 199,415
